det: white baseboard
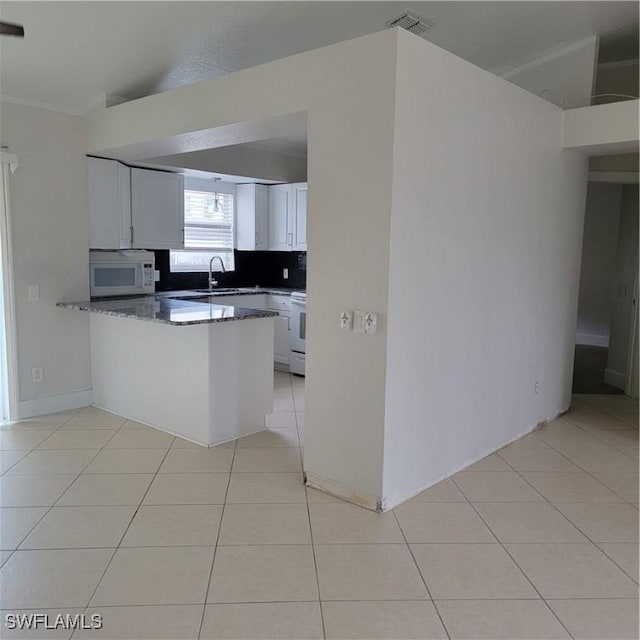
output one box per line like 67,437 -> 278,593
604,368 -> 626,390
576,333 -> 609,348
16,389 -> 94,420
305,472 -> 381,512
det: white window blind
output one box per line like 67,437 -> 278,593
170,189 -> 235,272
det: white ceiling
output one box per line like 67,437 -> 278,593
1,1 -> 637,115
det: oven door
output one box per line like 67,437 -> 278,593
90,262 -> 142,297
290,298 -> 306,354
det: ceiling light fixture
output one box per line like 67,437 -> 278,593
212,177 -> 222,213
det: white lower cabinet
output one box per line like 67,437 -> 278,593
209,293 -> 291,369
267,295 -> 292,370
273,315 -> 291,367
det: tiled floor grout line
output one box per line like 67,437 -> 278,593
0,408 -> 82,476
448,475 -> 578,640
492,444 -> 640,586
502,409 -> 639,509
0,416 -> 76,565
6,419 -> 127,566
391,509 -> 452,640
498,417 -> 638,508
306,491 -> 327,639
558,412 -> 639,465
71,434 -> 178,639
196,437 -> 238,640
493,450 -> 637,507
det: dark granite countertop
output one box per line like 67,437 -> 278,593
57,295 -> 278,326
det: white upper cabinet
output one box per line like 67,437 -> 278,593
130,168 -> 184,249
268,184 -> 293,251
267,182 -> 307,252
236,184 -> 269,251
292,183 -> 307,251
88,157 -> 132,249
88,159 -> 185,250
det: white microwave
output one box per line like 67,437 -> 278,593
90,250 -> 155,298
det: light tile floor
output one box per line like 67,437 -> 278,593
0,374 -> 637,639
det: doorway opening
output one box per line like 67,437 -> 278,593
573,169 -> 639,397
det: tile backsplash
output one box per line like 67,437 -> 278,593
154,250 -> 306,291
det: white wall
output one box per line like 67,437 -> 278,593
606,184 -> 639,388
0,102 -> 92,416
381,31 -> 588,507
576,183 -> 622,346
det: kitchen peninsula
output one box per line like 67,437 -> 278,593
58,294 -> 277,446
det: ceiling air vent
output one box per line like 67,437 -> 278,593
387,11 -> 434,37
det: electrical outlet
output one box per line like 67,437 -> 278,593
28,285 -> 39,301
283,268 -> 289,279
31,367 -> 43,383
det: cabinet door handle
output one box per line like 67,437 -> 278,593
288,232 -> 292,246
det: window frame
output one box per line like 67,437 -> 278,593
170,177 -> 236,273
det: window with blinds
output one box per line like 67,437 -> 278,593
170,189 -> 235,272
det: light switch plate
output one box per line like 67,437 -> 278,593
353,310 -> 365,334
28,285 -> 39,301
364,312 -> 378,334
340,310 -> 353,330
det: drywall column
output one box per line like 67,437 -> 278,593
84,29 -> 400,504
381,30 -> 588,508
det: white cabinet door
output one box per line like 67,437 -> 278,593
292,183 -> 307,251
274,315 -> 290,365
236,184 -> 269,251
131,168 -> 184,249
268,184 -> 292,251
88,157 -> 131,249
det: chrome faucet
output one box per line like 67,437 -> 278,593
208,256 -> 226,290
